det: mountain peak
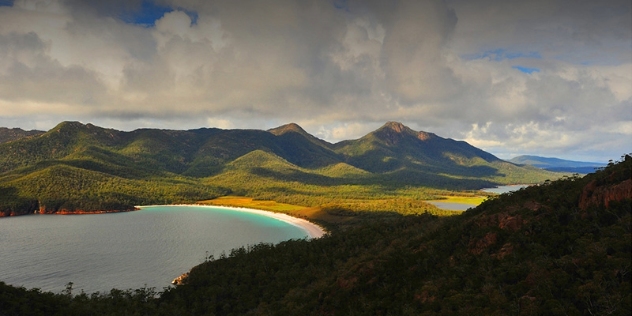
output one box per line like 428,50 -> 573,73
268,122 -> 333,152
381,121 -> 409,133
268,123 -> 307,136
48,121 -> 89,135
376,121 -> 434,142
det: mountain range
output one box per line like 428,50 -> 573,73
509,155 -> 607,174
0,121 -> 560,215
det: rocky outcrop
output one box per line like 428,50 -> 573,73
468,232 -> 497,255
492,242 -> 514,259
498,213 -> 523,231
579,178 -> 632,210
172,272 -> 189,285
0,209 -> 36,217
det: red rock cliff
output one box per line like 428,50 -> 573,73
579,178 -> 632,210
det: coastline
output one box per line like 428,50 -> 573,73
479,184 -> 531,194
0,207 -> 139,217
137,204 -> 327,239
1,204 -> 327,239
136,204 -> 328,286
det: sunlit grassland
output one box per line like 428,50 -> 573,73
196,189 -> 478,228
196,196 -> 359,226
199,168 -> 500,225
429,195 -> 488,205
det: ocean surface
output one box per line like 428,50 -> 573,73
0,205 -> 309,294
480,184 -> 530,194
426,201 -> 473,211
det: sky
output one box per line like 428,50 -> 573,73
0,0 -> 630,163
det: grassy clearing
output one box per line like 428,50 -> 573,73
431,195 -> 488,205
197,194 -> 470,229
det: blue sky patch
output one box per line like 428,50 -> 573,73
512,66 -> 540,74
183,9 -> 198,25
120,0 -> 173,26
119,1 -> 198,27
0,0 -> 13,7
463,48 -> 542,61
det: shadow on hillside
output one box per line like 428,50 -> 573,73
0,187 -> 39,216
308,207 -> 431,231
375,170 -> 498,190
4,157 -> 156,180
249,167 -> 346,186
249,165 -> 499,190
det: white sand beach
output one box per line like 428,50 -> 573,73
138,204 -> 327,239
203,205 -> 327,239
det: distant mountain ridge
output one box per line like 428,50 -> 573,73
0,121 -> 561,214
333,121 -> 500,174
510,155 -> 607,174
0,127 -> 44,144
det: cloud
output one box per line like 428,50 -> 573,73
447,0 -> 631,64
0,0 -> 630,162
0,32 -> 108,105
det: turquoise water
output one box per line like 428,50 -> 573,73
0,205 -> 308,294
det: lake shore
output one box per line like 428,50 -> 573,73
138,204 -> 327,239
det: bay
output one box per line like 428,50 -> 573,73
480,184 -> 530,194
426,201 -> 473,211
0,205 -> 310,294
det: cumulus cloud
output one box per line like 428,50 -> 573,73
0,31 -> 108,109
0,0 -> 630,162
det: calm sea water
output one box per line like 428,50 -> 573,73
480,184 -> 530,194
426,201 -> 473,211
0,205 -> 309,294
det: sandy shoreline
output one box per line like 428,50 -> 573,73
137,204 -> 327,239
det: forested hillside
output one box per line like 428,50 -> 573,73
0,121 -> 560,215
1,155 -> 629,315
0,127 -> 44,144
